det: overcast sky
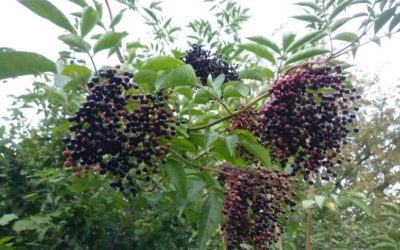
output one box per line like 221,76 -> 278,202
1,0 -> 399,126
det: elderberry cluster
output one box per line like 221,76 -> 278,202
261,63 -> 360,182
63,67 -> 177,191
181,44 -> 239,85
220,165 -> 296,250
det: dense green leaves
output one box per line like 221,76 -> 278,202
18,0 -> 75,33
93,31 -> 127,54
80,7 -> 98,38
198,193 -> 223,250
0,51 -> 56,80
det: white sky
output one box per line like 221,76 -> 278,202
0,0 -> 399,126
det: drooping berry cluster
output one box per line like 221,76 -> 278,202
248,63 -> 359,183
63,67 -> 176,191
220,164 -> 296,250
181,44 -> 239,85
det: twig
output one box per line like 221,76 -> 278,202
168,148 -> 231,176
196,84 -> 233,114
104,0 -> 125,63
193,146 -> 215,161
188,91 -> 270,132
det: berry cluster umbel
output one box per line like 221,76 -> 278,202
63,67 -> 176,191
220,164 -> 296,250
231,63 -> 360,183
181,44 -> 239,85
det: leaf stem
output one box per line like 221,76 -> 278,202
168,148 -> 230,176
196,84 -> 232,114
188,91 -> 270,132
104,0 -> 125,63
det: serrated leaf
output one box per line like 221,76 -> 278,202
282,32 -> 296,51
110,9 -> 125,29
329,0 -> 353,20
287,30 -> 325,52
239,43 -> 275,64
285,48 -> 329,65
314,195 -> 325,208
165,162 -> 187,215
80,7 -> 98,38
18,0 -> 75,33
292,15 -> 323,23
246,36 -> 280,53
59,34 -> 90,52
0,51 -> 57,80
389,13 -> 400,32
142,56 -> 184,71
302,199 -> 316,209
198,193 -> 223,250
0,214 -> 19,226
157,65 -> 197,90
93,31 -> 127,54
239,137 -> 272,167
374,7 -> 397,33
333,32 -> 359,42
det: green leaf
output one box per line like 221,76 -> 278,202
93,31 -> 127,54
333,32 -> 359,42
285,48 -> 329,65
302,199 -> 316,209
347,197 -> 372,216
133,70 -> 157,92
80,6 -> 98,38
0,214 -> 19,226
165,162 -> 187,215
69,0 -> 87,7
239,67 -> 273,81
18,0 -> 75,33
374,7 -> 397,33
110,9 -> 125,29
246,36 -> 280,53
239,43 -> 275,64
238,136 -> 272,167
292,15 -> 323,23
170,137 -> 197,152
142,56 -> 184,72
222,81 -> 250,98
0,51 -> 57,80
314,195 -> 325,208
59,34 -> 90,52
225,135 -> 238,156
175,86 -> 194,99
287,30 -> 325,52
282,32 -> 296,51
211,74 -> 225,94
0,236 -> 14,246
331,17 -> 353,32
389,14 -> 400,32
371,242 -> 397,250
295,2 -> 321,11
205,129 -> 219,149
157,65 -> 197,90
12,219 -> 39,233
329,0 -> 353,21
198,193 -> 223,250
61,64 -> 92,92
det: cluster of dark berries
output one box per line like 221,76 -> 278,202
220,164 -> 296,250
63,66 -> 177,191
259,63 -> 360,182
181,44 -> 239,85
